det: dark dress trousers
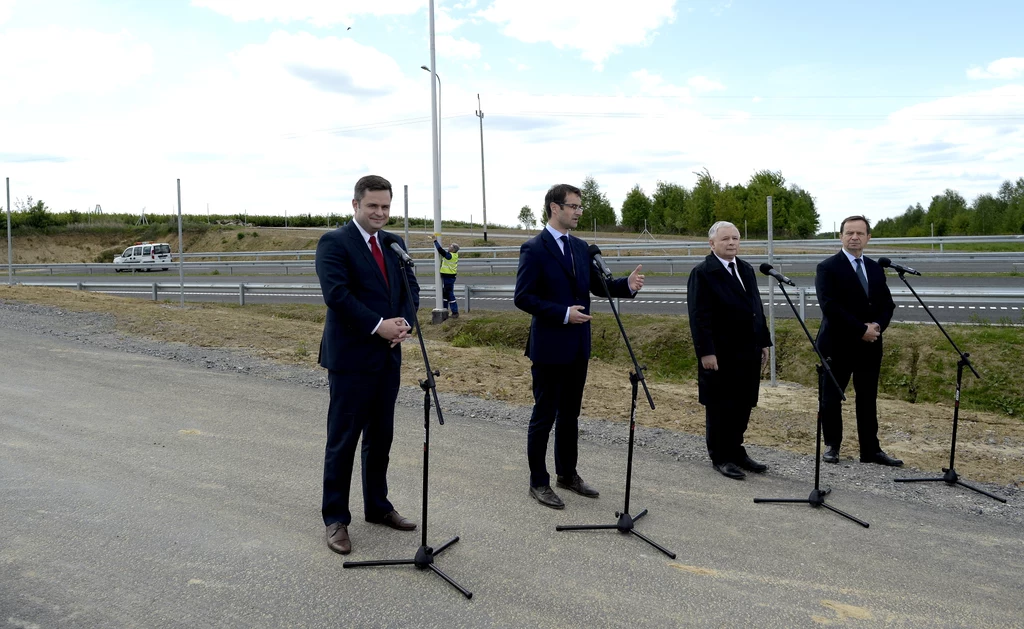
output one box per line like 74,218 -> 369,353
513,228 -> 634,488
687,255 -> 772,465
814,251 -> 895,457
315,223 -> 419,526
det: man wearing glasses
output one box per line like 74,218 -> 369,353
514,183 -> 645,509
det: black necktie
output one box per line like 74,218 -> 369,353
855,258 -> 869,295
560,235 -> 574,275
728,261 -> 743,291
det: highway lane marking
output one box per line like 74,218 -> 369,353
88,292 -> 1024,312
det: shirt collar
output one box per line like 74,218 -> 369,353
714,253 -> 737,270
545,223 -> 568,241
842,248 -> 862,264
353,219 -> 376,245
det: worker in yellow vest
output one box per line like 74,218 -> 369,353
434,238 -> 460,318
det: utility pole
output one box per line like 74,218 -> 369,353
476,93 -> 488,242
427,1 -> 444,323
6,178 -> 13,286
767,196 -> 776,386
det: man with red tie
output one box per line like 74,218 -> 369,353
315,175 -> 420,555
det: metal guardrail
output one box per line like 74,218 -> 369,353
168,234 -> 1024,261
17,281 -> 1024,316
9,250 -> 1024,278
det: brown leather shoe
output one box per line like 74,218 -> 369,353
326,522 -> 351,555
367,510 -> 417,531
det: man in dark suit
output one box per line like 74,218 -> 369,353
513,183 -> 645,509
815,215 -> 902,467
687,221 -> 772,480
315,175 -> 420,555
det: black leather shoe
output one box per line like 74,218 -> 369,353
712,461 -> 746,480
529,485 -> 565,509
822,446 -> 840,464
861,451 -> 904,467
736,455 -> 768,473
366,510 -> 417,531
556,473 -> 600,498
326,522 -> 351,555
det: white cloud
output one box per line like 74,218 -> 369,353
631,69 -> 691,100
0,0 -> 15,25
478,0 -> 677,69
191,0 -> 424,27
435,7 -> 466,33
437,34 -> 481,60
967,57 -> 1024,80
687,75 -> 725,92
0,27 -> 152,104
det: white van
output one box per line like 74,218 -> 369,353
113,242 -> 172,272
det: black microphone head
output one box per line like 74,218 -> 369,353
587,244 -> 602,256
759,263 -> 773,275
878,257 -> 892,268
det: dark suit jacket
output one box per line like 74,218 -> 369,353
814,251 -> 895,356
513,229 -> 634,365
315,223 -> 419,374
687,254 -> 772,406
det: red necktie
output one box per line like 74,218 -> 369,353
369,235 -> 389,288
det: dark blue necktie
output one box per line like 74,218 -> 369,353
855,258 -> 869,295
560,235 -> 574,275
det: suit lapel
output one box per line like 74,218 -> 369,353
346,223 -> 389,291
714,255 -> 748,302
541,229 -> 575,280
735,258 -> 757,308
834,252 -> 865,297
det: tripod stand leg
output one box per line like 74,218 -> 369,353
630,508 -> 649,522
955,480 -> 1008,503
344,558 -> 417,568
820,503 -> 870,528
429,565 -> 473,599
432,536 -> 461,556
556,523 -> 619,531
630,530 -> 677,558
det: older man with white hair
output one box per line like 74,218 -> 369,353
687,221 -> 772,480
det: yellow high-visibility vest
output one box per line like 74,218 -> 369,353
440,252 -> 459,275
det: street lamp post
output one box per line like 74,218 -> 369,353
421,51 -> 444,320
475,93 -> 488,242
420,65 -> 442,184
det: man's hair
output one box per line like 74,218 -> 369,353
354,175 -> 393,203
840,215 -> 871,234
450,243 -> 460,252
708,221 -> 737,239
543,183 -> 582,220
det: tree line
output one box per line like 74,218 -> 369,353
518,170 -> 821,238
0,197 -> 488,232
872,179 -> 1024,237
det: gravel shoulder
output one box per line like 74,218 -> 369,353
2,299 -> 1019,526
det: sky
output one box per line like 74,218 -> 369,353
2,0 -> 1023,232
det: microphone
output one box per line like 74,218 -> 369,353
382,234 -> 415,266
878,257 -> 921,276
587,244 -> 613,279
759,263 -> 796,286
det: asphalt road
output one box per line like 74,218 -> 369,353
21,271 -> 1024,324
2,327 -> 1023,628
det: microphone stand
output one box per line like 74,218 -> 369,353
343,249 -> 473,599
753,277 -> 869,528
555,262 -> 677,559
891,270 -> 1005,503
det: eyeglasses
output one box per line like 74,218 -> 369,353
557,203 -> 585,211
